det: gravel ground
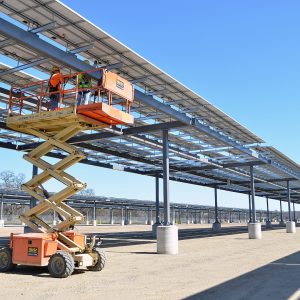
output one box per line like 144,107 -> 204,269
1,223 -> 300,300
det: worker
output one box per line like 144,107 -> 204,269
91,60 -> 103,102
49,66 -> 63,110
77,59 -> 92,106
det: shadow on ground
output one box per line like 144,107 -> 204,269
184,251 -> 300,300
0,225 -> 285,249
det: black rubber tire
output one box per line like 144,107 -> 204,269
0,247 -> 16,272
48,251 -> 74,278
87,249 -> 106,271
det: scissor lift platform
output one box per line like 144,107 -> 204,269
7,103 -> 134,133
0,69 -> 134,277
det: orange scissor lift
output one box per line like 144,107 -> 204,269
0,68 -> 134,277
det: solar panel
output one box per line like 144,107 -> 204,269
1,0 -> 300,203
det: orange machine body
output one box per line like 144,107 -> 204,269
102,71 -> 134,103
11,233 -> 58,266
77,102 -> 134,125
63,231 -> 85,249
11,231 -> 86,267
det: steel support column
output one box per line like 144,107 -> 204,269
214,187 -> 219,222
110,208 -> 114,225
250,166 -> 256,222
266,197 -> 270,221
93,199 -> 96,222
287,180 -> 292,221
280,200 -> 284,222
121,207 -> 124,225
248,193 -> 252,222
293,202 -> 296,222
155,175 -> 160,224
162,129 -> 170,225
0,194 -> 3,220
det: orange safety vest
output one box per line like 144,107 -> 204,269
49,73 -> 63,92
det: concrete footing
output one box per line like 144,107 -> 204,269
157,225 -> 178,255
286,221 -> 296,233
266,220 -> 272,229
92,220 -> 97,226
121,220 -> 125,226
53,220 -> 57,226
212,221 -> 221,232
0,219 -> 4,227
279,221 -> 285,227
248,223 -> 262,239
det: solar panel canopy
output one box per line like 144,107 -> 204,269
0,0 -> 300,204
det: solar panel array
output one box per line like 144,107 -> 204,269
0,0 -> 300,203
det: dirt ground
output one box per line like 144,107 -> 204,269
1,223 -> 300,300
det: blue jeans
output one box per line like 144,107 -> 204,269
50,93 -> 59,110
77,91 -> 91,106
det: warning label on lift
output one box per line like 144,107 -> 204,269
28,247 -> 38,256
116,79 -> 125,90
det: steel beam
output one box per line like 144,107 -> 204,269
18,121 -> 186,150
130,76 -> 148,84
68,44 -> 93,54
162,129 -> 170,225
0,58 -> 48,76
0,18 -> 267,161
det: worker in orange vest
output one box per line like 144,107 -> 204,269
49,66 -> 63,110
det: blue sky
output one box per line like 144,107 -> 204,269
1,0 -> 299,212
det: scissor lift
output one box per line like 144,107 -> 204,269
0,69 -> 134,277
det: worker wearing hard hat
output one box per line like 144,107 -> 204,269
77,59 -> 92,106
49,66 -> 63,110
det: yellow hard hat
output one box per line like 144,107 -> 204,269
84,59 -> 90,65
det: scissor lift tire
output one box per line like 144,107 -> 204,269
87,248 -> 106,272
48,250 -> 74,278
0,247 -> 16,272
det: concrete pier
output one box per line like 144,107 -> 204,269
248,223 -> 262,239
286,221 -> 296,233
157,225 -> 178,254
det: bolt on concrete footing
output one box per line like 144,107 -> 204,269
286,221 -> 296,233
248,222 -> 262,239
212,221 -> 221,232
157,225 -> 178,254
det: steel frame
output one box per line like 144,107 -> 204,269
0,2 -> 300,220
